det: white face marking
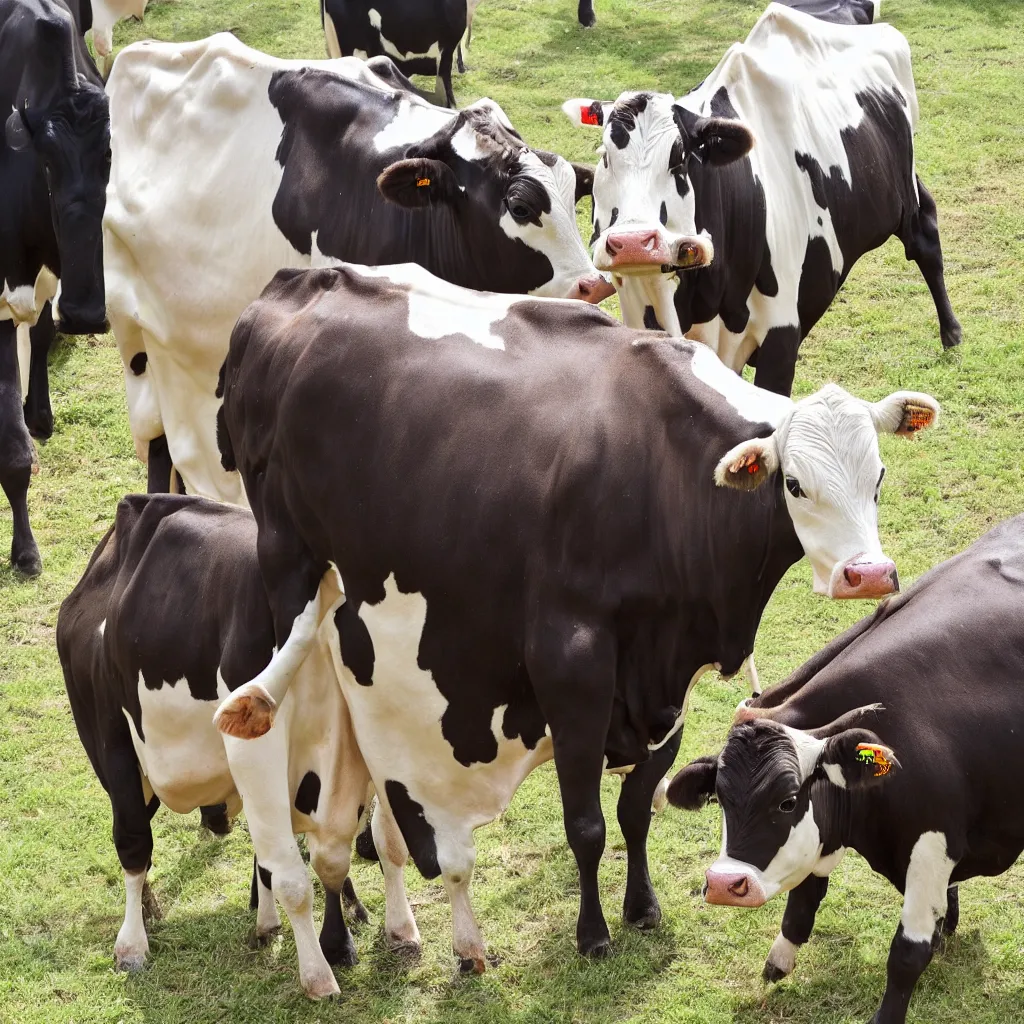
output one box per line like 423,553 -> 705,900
901,831 -> 955,943
373,96 -> 451,153
779,723 -> 826,782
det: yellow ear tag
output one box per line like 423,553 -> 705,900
416,177 -> 431,188
856,743 -> 893,777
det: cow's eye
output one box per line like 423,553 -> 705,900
506,197 -> 535,223
785,476 -> 805,499
778,796 -> 798,813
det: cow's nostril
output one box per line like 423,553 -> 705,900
577,280 -> 592,298
889,568 -> 900,592
729,877 -> 749,898
844,566 -> 863,588
606,235 -> 623,255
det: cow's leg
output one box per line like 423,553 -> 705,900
107,747 -> 158,971
436,830 -> 485,973
23,302 -> 54,440
943,886 -> 959,935
146,434 -> 175,493
215,536 -> 326,739
578,0 -> 596,27
226,731 -> 339,1000
529,612 -> 615,957
371,799 -> 420,952
437,47 -> 456,108
764,873 -> 830,982
319,888 -> 358,967
902,178 -> 962,350
752,325 -> 800,396
342,876 -> 369,923
617,731 -> 681,931
200,804 -> 231,834
741,654 -> 761,697
456,42 -> 466,73
0,322 -> 41,576
870,833 -> 955,1024
250,856 -> 282,943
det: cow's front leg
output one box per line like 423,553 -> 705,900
23,303 -> 54,439
617,731 -> 681,930
251,856 -> 282,944
528,611 -> 616,958
870,833 -> 955,1024
225,729 -> 338,1000
764,872 -> 830,982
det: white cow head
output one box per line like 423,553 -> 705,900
562,92 -> 753,281
714,379 -> 939,599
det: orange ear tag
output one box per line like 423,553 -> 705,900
856,743 -> 893,777
901,403 -> 933,433
416,177 -> 431,188
581,106 -> 601,126
747,462 -> 759,475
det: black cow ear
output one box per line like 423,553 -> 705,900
666,754 -> 718,810
376,158 -> 461,209
692,116 -> 754,167
5,107 -> 31,152
820,728 -> 899,791
571,162 -> 595,202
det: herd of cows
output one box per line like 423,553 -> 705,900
3,0 -> 1018,1021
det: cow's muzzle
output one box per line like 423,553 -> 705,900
704,867 -> 768,908
830,557 -> 900,600
568,272 -> 616,304
597,230 -> 714,274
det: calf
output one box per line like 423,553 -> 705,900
212,261 -> 938,966
104,32 -> 607,503
563,2 -> 960,395
1,0 -> 108,574
57,493 -> 372,999
668,513 -> 1024,1024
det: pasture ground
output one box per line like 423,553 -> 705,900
2,0 -> 1024,1020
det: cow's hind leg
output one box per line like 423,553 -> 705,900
1,323 -> 41,576
371,800 -> 421,954
319,887 -> 358,967
342,876 -> 369,924
901,177 -> 962,350
226,729 -> 339,999
23,302 -> 55,440
764,872 -> 830,982
437,47 -> 456,108
578,0 -> 596,27
617,731 -> 681,930
943,886 -> 959,936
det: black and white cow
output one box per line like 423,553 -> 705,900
321,0 -> 469,107
57,493 -> 374,999
563,2 -> 961,395
104,32 -> 609,503
1,0 -> 108,575
668,513 -> 1024,1024
212,261 -> 939,965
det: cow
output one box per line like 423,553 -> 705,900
210,260 -> 939,967
87,0 -> 149,76
103,32 -> 609,504
57,493 -> 377,999
1,0 -> 109,575
666,513 -> 1024,1024
562,2 -> 961,397
321,0 -> 468,107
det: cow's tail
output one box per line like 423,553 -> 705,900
215,361 -> 236,472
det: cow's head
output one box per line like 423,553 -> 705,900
562,91 -> 752,280
668,716 -> 898,906
714,382 -> 939,599
6,19 -> 109,334
377,100 -> 613,303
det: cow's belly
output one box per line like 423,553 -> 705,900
122,675 -> 236,813
326,576 -> 552,839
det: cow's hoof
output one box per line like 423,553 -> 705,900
115,953 -> 146,973
354,826 -> 379,862
941,324 -> 963,350
321,937 -> 359,968
580,13 -> 596,26
458,955 -> 486,974
25,411 -> 54,440
199,804 -> 232,835
578,935 -> 611,959
248,926 -> 281,949
302,973 -> 341,1001
624,902 -> 662,931
12,547 -> 42,578
763,961 -> 788,984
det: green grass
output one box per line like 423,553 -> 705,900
3,0 -> 1024,1021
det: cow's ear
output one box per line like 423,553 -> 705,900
690,116 -> 754,167
572,162 -> 595,202
714,435 -> 779,491
820,728 -> 899,791
666,754 -> 719,810
561,98 -> 611,128
376,158 -> 462,209
868,391 -> 940,438
5,107 -> 31,152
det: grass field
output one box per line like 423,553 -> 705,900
3,0 -> 1024,1021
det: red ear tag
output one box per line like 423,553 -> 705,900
747,462 -> 759,474
416,177 -> 431,187
581,106 -> 601,126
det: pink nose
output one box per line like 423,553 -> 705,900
835,558 -> 900,599
568,273 -> 616,304
704,869 -> 768,908
603,230 -> 672,268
